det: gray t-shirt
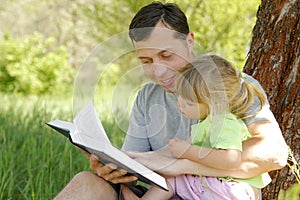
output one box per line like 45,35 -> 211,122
122,72 -> 277,151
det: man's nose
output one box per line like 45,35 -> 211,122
153,59 -> 167,77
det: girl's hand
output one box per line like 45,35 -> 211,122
168,138 -> 191,159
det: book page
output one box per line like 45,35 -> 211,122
46,101 -> 168,191
74,101 -> 111,147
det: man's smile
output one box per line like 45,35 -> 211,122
159,75 -> 176,86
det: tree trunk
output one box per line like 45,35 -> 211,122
244,0 -> 299,199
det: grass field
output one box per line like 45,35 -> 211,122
0,94 -> 125,199
1,94 -> 299,199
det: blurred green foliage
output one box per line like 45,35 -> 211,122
80,0 -> 260,70
0,32 -> 74,95
0,0 -> 260,95
183,0 -> 260,68
0,1 -> 298,198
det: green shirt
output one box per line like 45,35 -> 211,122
191,113 -> 271,188
123,72 -> 276,152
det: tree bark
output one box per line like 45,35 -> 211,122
244,0 -> 299,199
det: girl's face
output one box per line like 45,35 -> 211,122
177,95 -> 209,120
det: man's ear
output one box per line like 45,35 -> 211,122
186,32 -> 194,52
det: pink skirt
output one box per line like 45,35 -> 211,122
168,175 -> 257,200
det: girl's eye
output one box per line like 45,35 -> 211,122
186,100 -> 196,106
186,101 -> 193,106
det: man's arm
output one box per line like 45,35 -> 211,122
241,121 -> 288,173
87,120 -> 288,182
181,120 -> 288,177
185,120 -> 288,178
126,120 -> 288,179
239,73 -> 288,172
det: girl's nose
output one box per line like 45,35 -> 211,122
177,98 -> 184,110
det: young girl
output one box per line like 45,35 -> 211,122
122,54 -> 271,200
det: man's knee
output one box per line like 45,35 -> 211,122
54,171 -> 117,200
72,171 -> 98,184
72,171 -> 111,189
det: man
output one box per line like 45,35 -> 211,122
54,2 -> 288,199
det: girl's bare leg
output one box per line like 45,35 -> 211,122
121,183 -> 173,200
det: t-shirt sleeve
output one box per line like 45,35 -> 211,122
210,114 -> 250,151
240,72 -> 278,125
122,88 -> 151,152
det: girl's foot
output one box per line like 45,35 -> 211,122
121,185 -> 140,200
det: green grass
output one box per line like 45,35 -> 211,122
1,93 -> 299,199
0,94 -> 125,199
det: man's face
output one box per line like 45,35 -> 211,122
133,24 -> 194,92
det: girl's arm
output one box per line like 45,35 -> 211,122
125,150 -> 245,178
168,139 -> 242,169
125,122 -> 287,180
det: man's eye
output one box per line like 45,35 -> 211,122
141,60 -> 151,64
162,53 -> 172,58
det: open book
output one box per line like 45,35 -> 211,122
46,101 -> 168,191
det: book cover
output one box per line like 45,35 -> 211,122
46,101 -> 168,191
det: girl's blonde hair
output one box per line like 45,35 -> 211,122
176,54 -> 266,119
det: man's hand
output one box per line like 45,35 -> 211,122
77,145 -> 138,184
168,138 -> 191,159
88,154 -> 138,184
88,155 -> 137,184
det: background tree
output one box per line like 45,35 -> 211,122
244,0 -> 299,199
